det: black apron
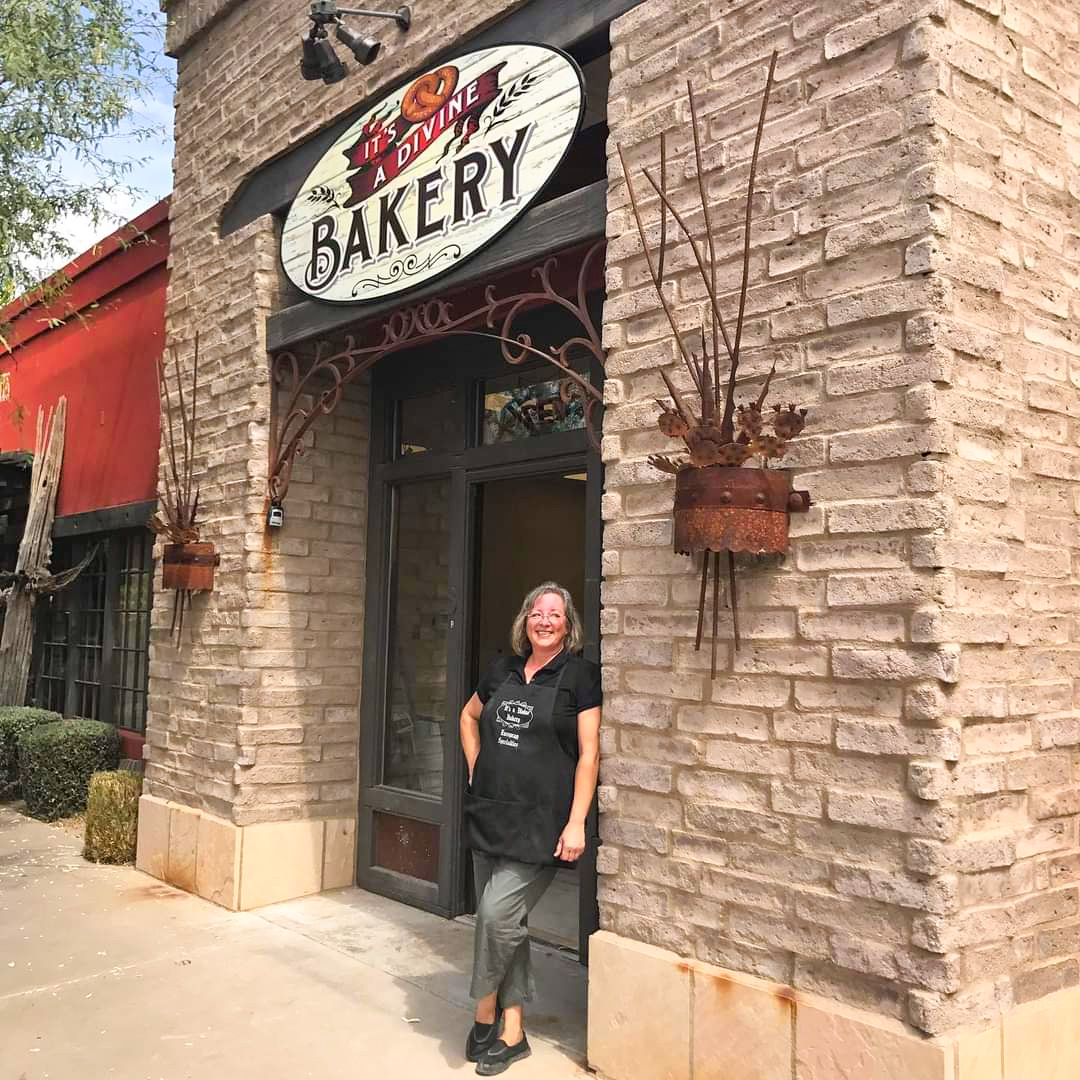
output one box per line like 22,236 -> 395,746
464,660 -> 576,867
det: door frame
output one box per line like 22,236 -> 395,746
356,315 -> 602,955
455,451 -> 600,956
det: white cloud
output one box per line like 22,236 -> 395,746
31,1 -> 176,279
30,148 -> 173,279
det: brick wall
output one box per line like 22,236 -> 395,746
162,0 -> 243,55
229,375 -> 370,827
150,0 -> 527,824
600,0 -> 1080,1038
908,0 -> 1080,1034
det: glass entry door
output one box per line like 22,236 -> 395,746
358,462 -> 466,912
357,304 -> 602,958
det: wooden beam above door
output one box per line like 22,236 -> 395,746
266,178 -> 607,353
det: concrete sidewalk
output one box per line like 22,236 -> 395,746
0,805 -> 589,1080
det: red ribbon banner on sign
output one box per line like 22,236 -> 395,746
343,63 -> 507,207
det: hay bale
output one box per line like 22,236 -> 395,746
84,770 -> 142,864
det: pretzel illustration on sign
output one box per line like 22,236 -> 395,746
400,65 -> 459,123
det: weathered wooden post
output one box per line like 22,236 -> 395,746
0,399 -> 67,705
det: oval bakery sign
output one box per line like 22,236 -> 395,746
281,44 -> 585,304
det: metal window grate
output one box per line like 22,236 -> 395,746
72,542 -> 106,720
35,592 -> 70,716
111,531 -> 153,733
31,530 -> 154,733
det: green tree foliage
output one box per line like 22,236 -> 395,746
0,1 -> 163,304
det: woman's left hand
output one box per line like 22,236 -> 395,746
554,821 -> 586,862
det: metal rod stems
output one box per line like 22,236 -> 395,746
711,551 -> 721,679
695,553 -> 709,650
728,552 -> 740,650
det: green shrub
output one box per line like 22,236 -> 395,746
0,707 -> 62,798
84,770 -> 142,863
17,719 -> 120,821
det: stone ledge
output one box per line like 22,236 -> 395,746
587,930 -> 1080,1080
135,794 -> 356,910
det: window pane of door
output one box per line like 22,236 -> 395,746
383,478 -> 451,795
397,390 -> 459,457
481,370 -> 587,445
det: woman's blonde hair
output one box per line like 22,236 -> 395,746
510,581 -> 584,657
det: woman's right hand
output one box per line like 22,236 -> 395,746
460,693 -> 483,786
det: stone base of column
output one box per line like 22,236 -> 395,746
134,794 -> 356,910
587,931 -> 1080,1080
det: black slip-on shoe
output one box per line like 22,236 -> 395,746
475,1036 -> 531,1075
466,1010 -> 503,1063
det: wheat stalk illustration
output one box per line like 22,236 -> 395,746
307,185 -> 342,207
485,71 -> 542,131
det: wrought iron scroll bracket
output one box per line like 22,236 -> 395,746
268,241 -> 607,507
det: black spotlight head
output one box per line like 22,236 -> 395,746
300,33 -> 324,81
300,31 -> 347,84
336,23 -> 381,65
321,50 -> 348,83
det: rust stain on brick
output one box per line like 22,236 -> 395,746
702,971 -> 795,1012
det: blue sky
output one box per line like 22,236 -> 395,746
44,1 -> 175,271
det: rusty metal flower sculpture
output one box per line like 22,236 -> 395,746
618,53 -> 810,673
151,335 -> 219,639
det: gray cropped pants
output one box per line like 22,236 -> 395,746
469,851 -> 557,1007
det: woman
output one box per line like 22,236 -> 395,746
459,582 -> 602,1076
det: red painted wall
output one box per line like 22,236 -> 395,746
0,200 -> 168,518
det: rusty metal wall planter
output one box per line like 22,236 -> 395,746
675,468 -> 810,670
153,336 -> 211,641
674,468 -> 810,557
616,52 -> 817,676
161,542 -> 220,592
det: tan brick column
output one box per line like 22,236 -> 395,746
592,2 -> 1080,1078
138,0 -> 530,909
908,0 -> 1080,1046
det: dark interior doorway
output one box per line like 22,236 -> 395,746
473,473 -> 587,675
472,472 -> 588,951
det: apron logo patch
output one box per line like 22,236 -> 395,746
496,699 -> 534,748
496,699 -> 534,730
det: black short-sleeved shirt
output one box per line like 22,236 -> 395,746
477,649 -> 602,759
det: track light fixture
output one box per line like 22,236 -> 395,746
301,31 -> 348,84
300,1 -> 410,83
336,23 -> 381,65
